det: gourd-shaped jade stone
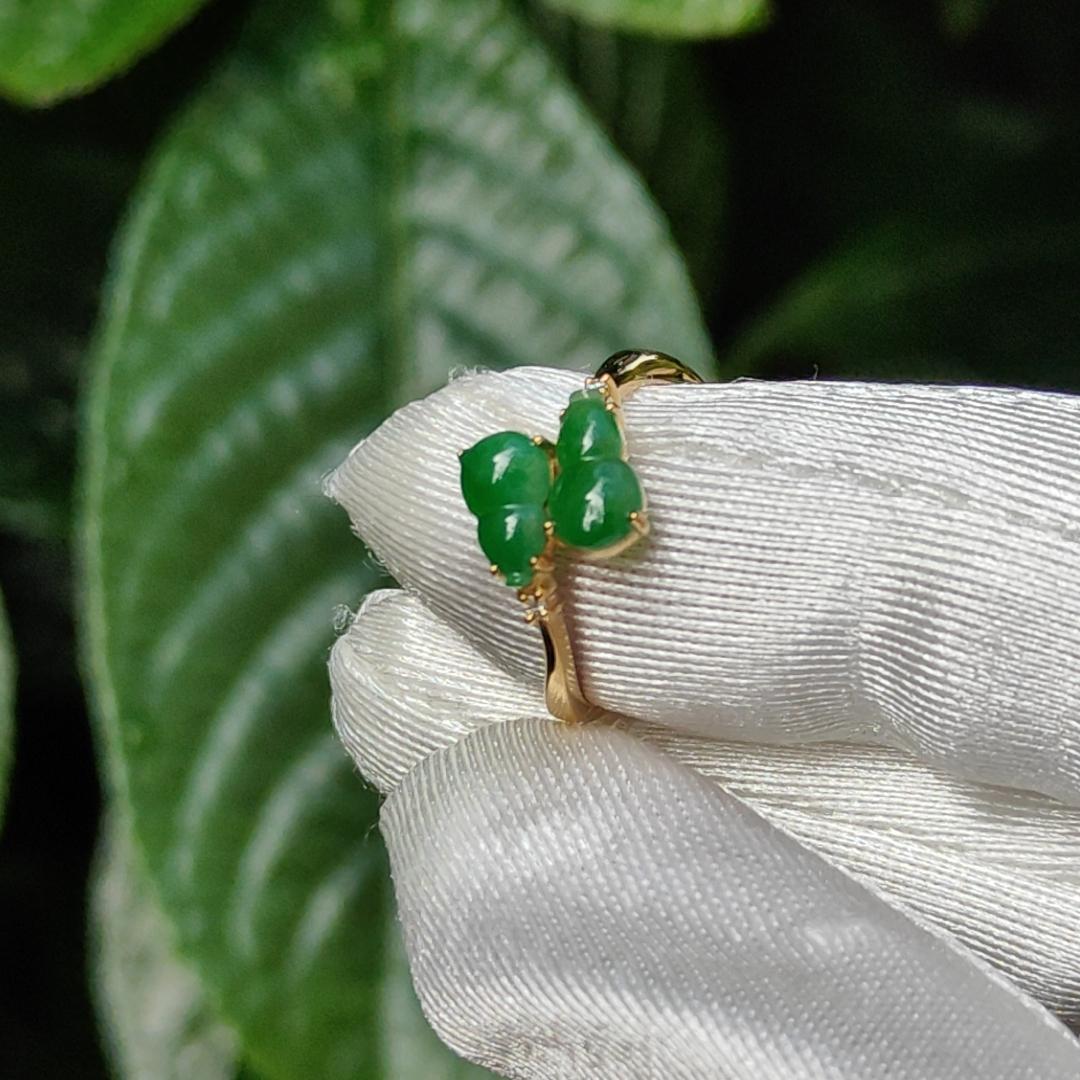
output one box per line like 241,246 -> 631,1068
549,389 -> 642,550
459,431 -> 552,587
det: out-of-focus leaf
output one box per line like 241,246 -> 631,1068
526,4 -> 727,298
0,0 -> 209,104
80,0 -> 711,1076
0,124 -> 135,540
0,342 -> 78,539
90,816 -> 499,1080
0,363 -> 72,540
91,810 -> 240,1080
91,814 -> 490,1080
726,213 -> 1080,388
539,0 -> 767,38
715,2 -> 1057,324
0,591 -> 13,827
713,0 -> 1080,390
939,0 -> 992,39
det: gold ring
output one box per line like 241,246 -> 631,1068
459,350 -> 703,723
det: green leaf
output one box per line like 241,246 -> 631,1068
713,3 -> 1054,314
726,212 -> 1080,388
0,0 -> 209,104
91,810 -> 241,1080
0,590 -> 13,827
538,0 -> 768,38
94,801 -> 494,1079
526,6 -> 728,298
80,0 -> 711,1076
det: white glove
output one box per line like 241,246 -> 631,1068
327,367 -> 1080,1079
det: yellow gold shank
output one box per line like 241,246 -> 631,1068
531,349 -> 703,724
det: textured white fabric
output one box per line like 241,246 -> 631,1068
331,590 -> 1080,1024
383,719 -> 1080,1079
327,368 -> 1080,1077
328,368 -> 1080,805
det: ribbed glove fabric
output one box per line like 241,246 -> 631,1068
328,368 -> 1080,1078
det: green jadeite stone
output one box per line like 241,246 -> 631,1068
476,505 -> 548,587
549,459 -> 642,550
556,390 -> 624,471
459,431 -> 551,517
460,430 -> 552,586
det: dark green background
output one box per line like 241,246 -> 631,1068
2,0 -> 1079,1074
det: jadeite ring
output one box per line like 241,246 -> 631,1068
458,350 -> 703,724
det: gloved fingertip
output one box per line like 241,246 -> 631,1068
329,588 -> 543,795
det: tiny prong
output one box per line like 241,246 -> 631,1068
629,510 -> 648,535
531,434 -> 544,445
490,564 -> 500,576
544,520 -> 555,537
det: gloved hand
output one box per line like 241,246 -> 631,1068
327,367 -> 1080,1079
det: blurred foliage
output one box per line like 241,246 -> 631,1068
79,0 -> 705,1075
0,593 -> 12,826
540,0 -> 769,37
0,118 -> 133,540
525,3 -> 730,298
1,0 -> 1079,1076
0,0 -> 209,104
91,811 -> 240,1080
939,0 -> 991,39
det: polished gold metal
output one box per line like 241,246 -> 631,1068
531,349 -> 703,724
594,348 -> 705,393
524,564 -> 602,724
